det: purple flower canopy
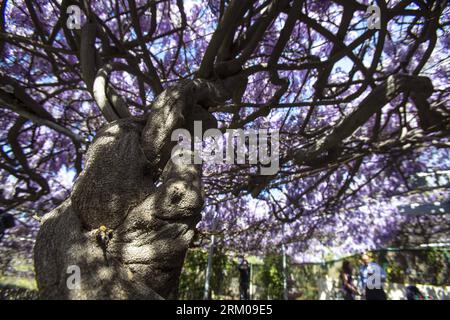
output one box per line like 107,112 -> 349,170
1,0 -> 449,261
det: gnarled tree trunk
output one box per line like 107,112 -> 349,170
33,79 -> 226,299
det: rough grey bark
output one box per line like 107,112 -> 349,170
34,79 -> 223,299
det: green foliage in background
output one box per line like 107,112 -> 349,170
211,247 -> 238,298
290,264 -> 320,300
383,249 -> 449,286
179,247 -> 449,300
0,249 -> 37,300
259,251 -> 286,299
178,248 -> 208,299
178,246 -> 238,299
422,249 -> 448,285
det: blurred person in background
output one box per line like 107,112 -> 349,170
359,254 -> 387,300
340,260 -> 359,300
238,259 -> 250,300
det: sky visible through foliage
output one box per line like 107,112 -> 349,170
0,0 -> 449,262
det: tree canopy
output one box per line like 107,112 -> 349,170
1,0 -> 449,262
